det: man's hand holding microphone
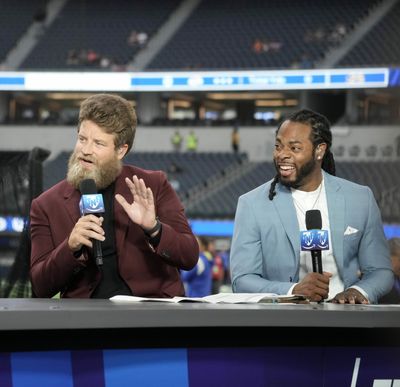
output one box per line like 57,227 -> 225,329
68,179 -> 105,266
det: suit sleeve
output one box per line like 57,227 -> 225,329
230,195 -> 293,295
30,197 -> 88,298
352,187 -> 393,303
152,171 -> 199,270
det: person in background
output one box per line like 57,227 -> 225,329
30,93 -> 198,298
211,247 -> 225,294
181,236 -> 213,297
186,130 -> 198,152
379,238 -> 400,304
171,130 -> 183,152
219,249 -> 231,288
230,109 -> 393,304
231,126 -> 240,154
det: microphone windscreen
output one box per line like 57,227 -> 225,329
306,209 -> 322,230
79,179 -> 97,195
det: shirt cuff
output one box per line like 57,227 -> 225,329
287,283 -> 297,295
349,285 -> 369,301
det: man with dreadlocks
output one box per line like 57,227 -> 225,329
230,109 -> 393,304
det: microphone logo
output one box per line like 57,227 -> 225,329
302,231 -> 315,248
79,194 -> 105,215
316,230 -> 328,249
300,229 -> 329,251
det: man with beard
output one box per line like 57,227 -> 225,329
30,94 -> 198,298
230,109 -> 393,304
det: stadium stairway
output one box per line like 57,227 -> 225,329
339,0 -> 400,67
318,0 -> 397,68
2,0 -> 67,69
131,0 -> 201,71
184,158 -> 257,216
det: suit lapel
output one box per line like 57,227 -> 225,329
274,184 -> 299,258
64,183 -> 81,223
324,172 -> 345,271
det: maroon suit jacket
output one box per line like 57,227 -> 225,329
30,165 -> 198,298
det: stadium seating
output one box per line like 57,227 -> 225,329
0,1 -> 40,63
186,161 -> 275,218
125,151 -> 246,200
15,0 -> 383,71
41,152 -> 400,222
185,159 -> 400,220
21,0 -> 181,70
148,0 -> 380,70
43,151 -> 70,191
43,151 -> 247,202
339,1 -> 400,67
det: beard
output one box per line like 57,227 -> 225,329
275,156 -> 317,189
67,151 -> 122,190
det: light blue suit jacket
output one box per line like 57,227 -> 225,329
230,171 -> 393,303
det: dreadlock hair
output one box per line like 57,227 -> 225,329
268,108 -> 336,200
268,175 -> 280,201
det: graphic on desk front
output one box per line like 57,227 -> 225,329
1,347 -> 400,386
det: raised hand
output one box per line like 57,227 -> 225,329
115,175 -> 157,231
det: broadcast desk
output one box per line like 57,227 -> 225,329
0,299 -> 399,386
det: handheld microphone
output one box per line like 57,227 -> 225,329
79,179 -> 104,266
300,209 -> 329,274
